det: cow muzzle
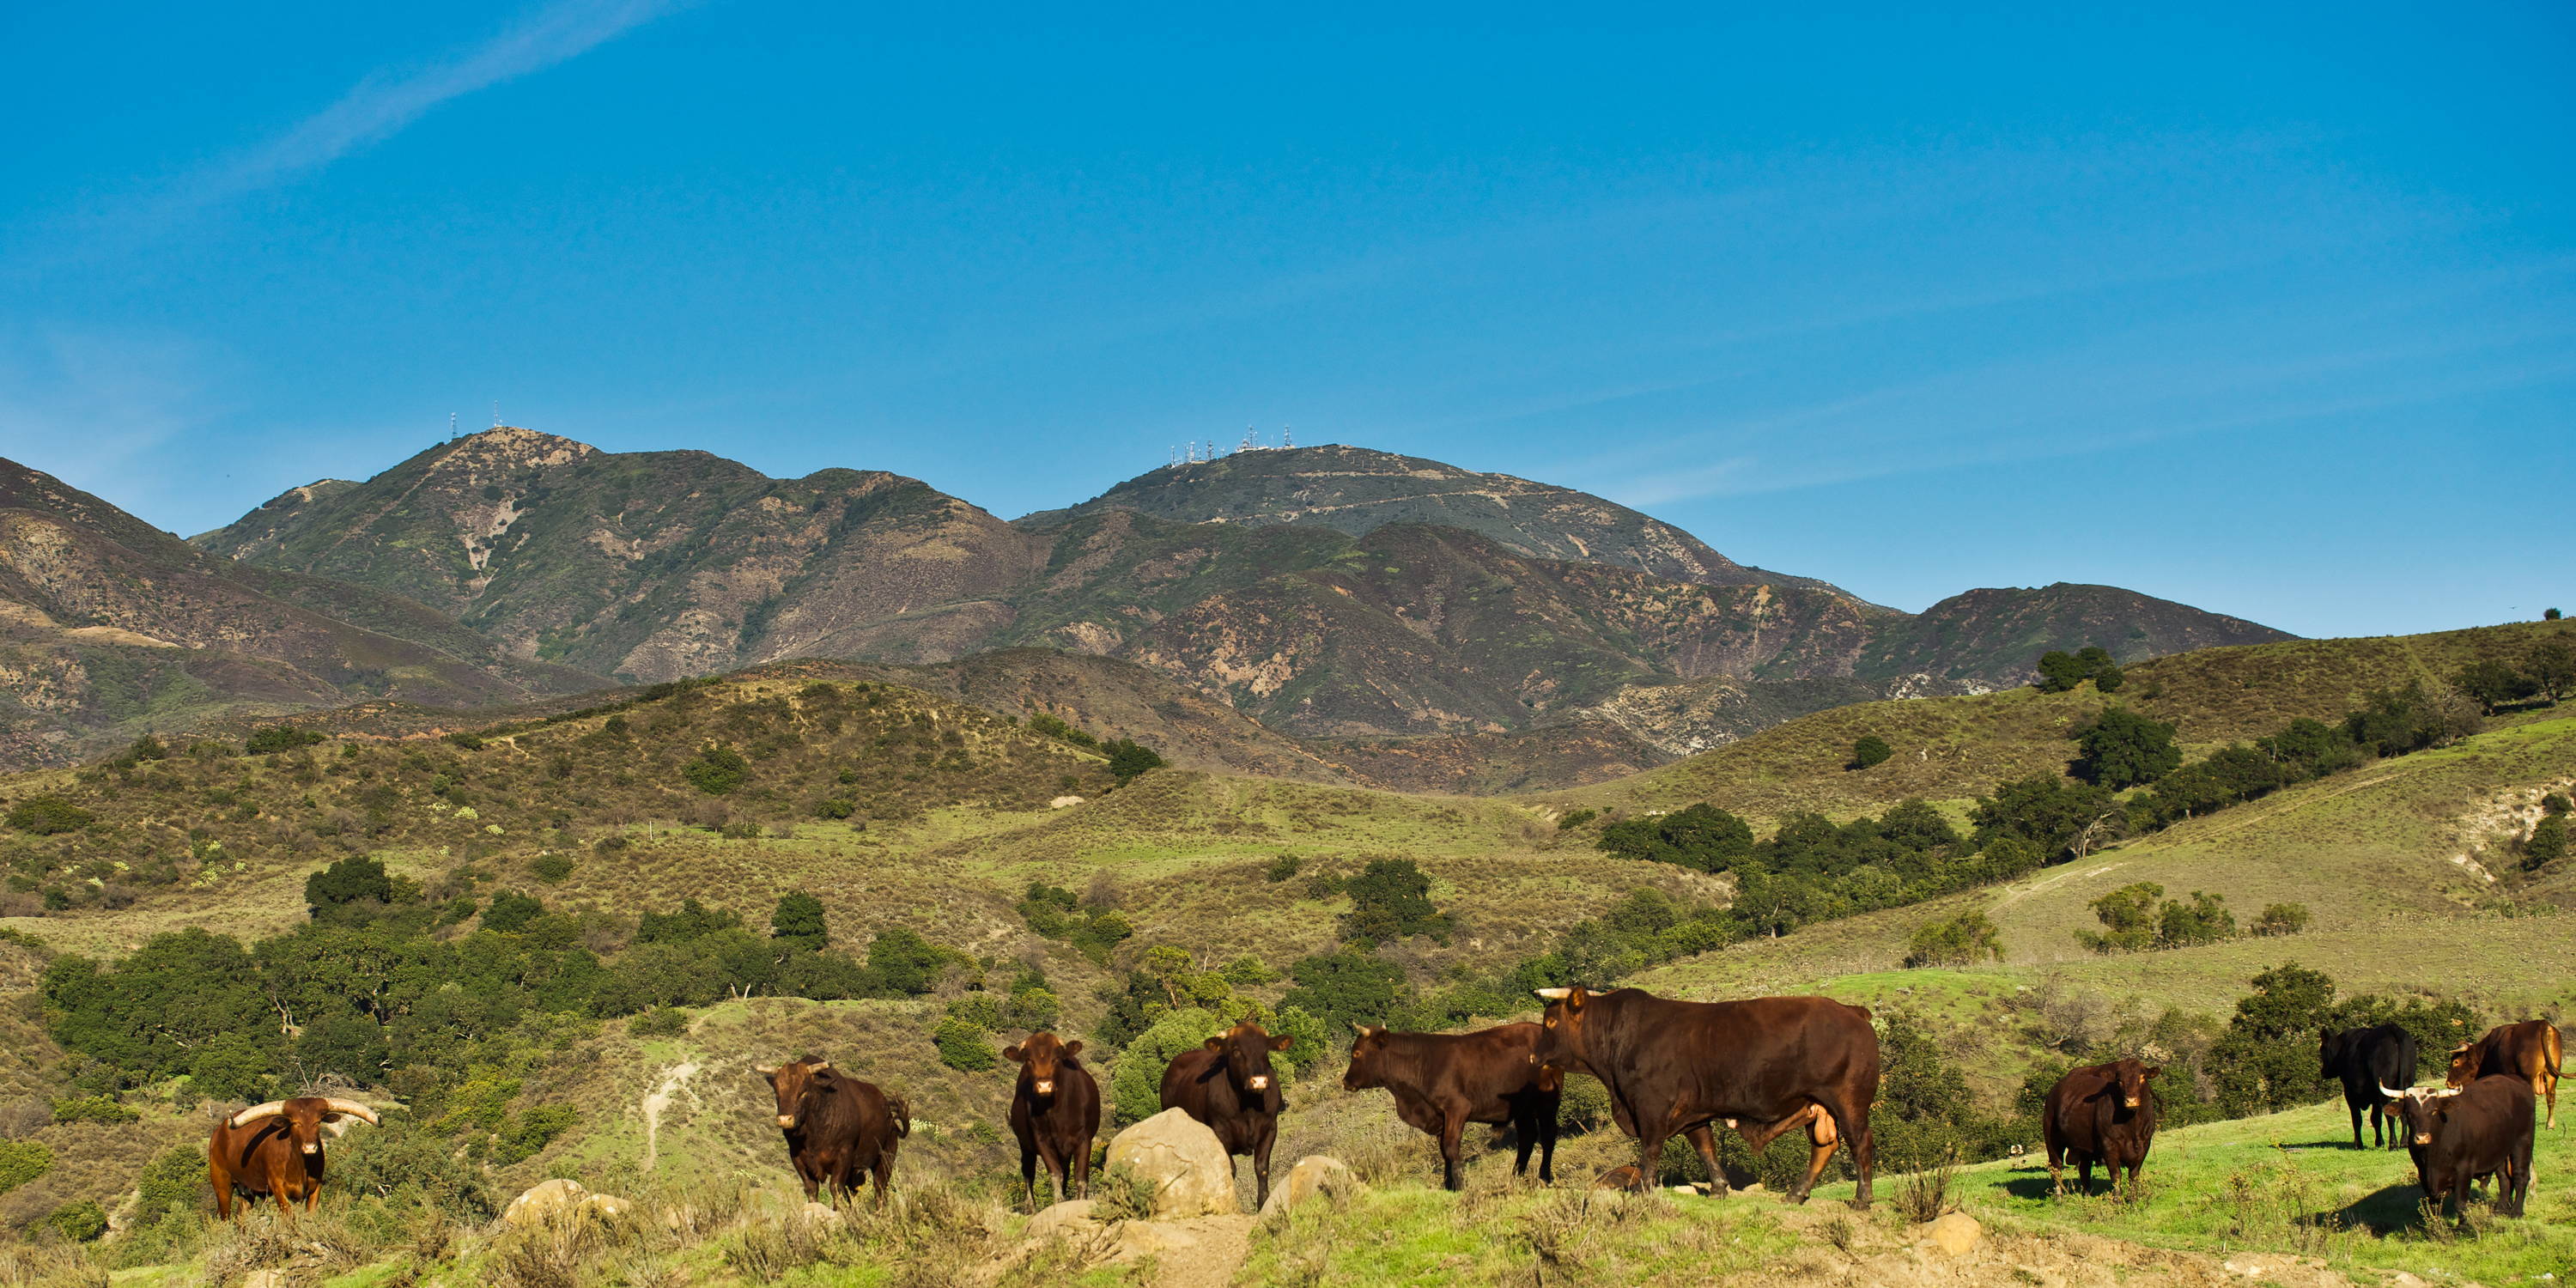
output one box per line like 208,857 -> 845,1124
2123,1097 -> 2141,1109
1033,1079 -> 1054,1096
1247,1075 -> 1272,1091
301,1143 -> 319,1155
776,1115 -> 798,1129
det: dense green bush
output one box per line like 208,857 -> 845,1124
1107,1006 -> 1222,1124
2251,902 -> 2312,936
1280,948 -> 1406,1030
2528,815 -> 2568,869
933,1018 -> 999,1072
6,795 -> 94,835
2075,883 -> 2235,954
1103,738 -> 1165,783
0,1139 -> 53,1195
244,726 -> 325,754
1340,859 -> 1450,945
531,853 -> 576,884
771,891 -> 828,950
2073,708 -> 2180,787
681,744 -> 750,795
1903,911 -> 2002,967
1850,735 -> 1892,770
2034,646 -> 2118,693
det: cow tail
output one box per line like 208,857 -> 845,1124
890,1096 -> 912,1139
2548,1025 -> 2564,1079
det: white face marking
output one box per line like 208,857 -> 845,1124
301,1144 -> 319,1154
1248,1076 -> 1271,1091
1034,1080 -> 1054,1095
777,1115 -> 797,1128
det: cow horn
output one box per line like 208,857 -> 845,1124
1534,987 -> 1572,1000
2379,1084 -> 2411,1100
228,1101 -> 291,1128
322,1098 -> 380,1126
810,1060 -> 832,1072
754,1064 -> 781,1076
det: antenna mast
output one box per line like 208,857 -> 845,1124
491,401 -> 501,429
1282,423 -> 1292,449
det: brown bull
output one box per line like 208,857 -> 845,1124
2043,1060 -> 2160,1196
1530,985 -> 1880,1207
206,1096 -> 380,1221
2445,1020 -> 2561,1129
1005,1032 -> 1100,1209
1343,1021 -> 1560,1190
758,1055 -> 909,1206
1161,1020 -> 1293,1208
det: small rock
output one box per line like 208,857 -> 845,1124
2384,1276 -> 2427,1288
1104,1109 -> 1237,1217
579,1194 -> 634,1221
1917,1212 -> 1981,1256
1028,1199 -> 1102,1242
794,1200 -> 840,1230
1258,1156 -> 1361,1220
242,1273 -> 285,1288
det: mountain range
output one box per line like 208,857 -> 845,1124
0,430 -> 2288,773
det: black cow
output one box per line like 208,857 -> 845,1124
1161,1020 -> 1293,1208
756,1055 -> 909,1206
1343,1021 -> 1560,1190
2319,1023 -> 2417,1150
1529,985 -> 1880,1207
2385,1075 -> 2535,1218
1005,1032 -> 1101,1209
2042,1060 -> 2160,1196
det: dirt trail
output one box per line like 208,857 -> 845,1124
640,1060 -> 700,1172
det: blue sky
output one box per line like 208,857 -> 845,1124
4,2 -> 2569,637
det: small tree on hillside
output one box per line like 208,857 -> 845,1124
2074,708 -> 2181,787
1103,738 -> 1165,784
1340,859 -> 1449,945
2451,660 -> 2536,714
771,892 -> 827,951
2251,902 -> 2311,937
1850,735 -> 1893,770
2210,963 -> 2339,1115
1903,911 -> 2003,968
2527,641 -> 2575,705
2528,815 -> 2568,871
305,854 -> 395,921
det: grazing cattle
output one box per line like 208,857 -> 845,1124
2319,1024 -> 2417,1149
1343,1021 -> 1560,1190
206,1097 -> 380,1221
2042,1060 -> 2160,1196
756,1056 -> 909,1206
1161,1020 -> 1293,1207
1005,1032 -> 1101,1208
1528,985 -> 1880,1207
2445,1020 -> 2562,1129
2385,1075 -> 2535,1217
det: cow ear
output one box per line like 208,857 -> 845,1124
1001,1044 -> 1024,1063
1270,1033 -> 1294,1052
2143,1066 -> 2162,1079
1565,987 -> 1587,1013
1204,1036 -> 1225,1051
1064,1040 -> 1083,1056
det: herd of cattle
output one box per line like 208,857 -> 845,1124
203,987 -> 2562,1228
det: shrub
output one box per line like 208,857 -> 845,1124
483,890 -> 544,933
933,1018 -> 998,1072
2527,816 -> 2568,870
49,1094 -> 139,1125
1281,948 -> 1406,1030
1850,736 -> 1892,770
1903,911 -> 2003,968
869,927 -> 949,995
812,796 -> 857,819
306,853 -> 396,917
1598,803 -> 1755,872
1340,859 -> 1450,945
47,1200 -> 107,1242
1108,1006 -> 1221,1124
2075,883 -> 2237,953
1103,738 -> 1165,784
1265,854 -> 1303,881
244,726 -> 325,754
682,744 -> 750,795
444,731 -> 488,751
1554,808 -> 1598,831
0,1139 -> 53,1195
2251,903 -> 2312,937
771,891 -> 828,950
6,796 -> 94,835
530,853 -> 575,884
631,1006 -> 691,1037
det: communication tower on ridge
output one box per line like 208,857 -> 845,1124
1282,424 -> 1292,448
1238,425 -> 1258,453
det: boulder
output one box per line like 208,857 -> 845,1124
1027,1199 -> 1103,1243
504,1178 -> 592,1228
1917,1212 -> 1982,1256
1257,1156 -> 1361,1220
1105,1109 -> 1237,1217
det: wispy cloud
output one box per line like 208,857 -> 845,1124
119,0 -> 686,236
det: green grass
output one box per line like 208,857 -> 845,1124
1811,1098 -> 2576,1285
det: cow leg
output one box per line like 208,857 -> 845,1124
1020,1140 -> 1040,1212
1811,1097 -> 1873,1211
2348,1095 -> 2366,1149
1683,1126 -> 1729,1199
1536,1109 -> 1558,1186
1252,1124 -> 1276,1210
1510,1108 -> 1537,1178
1438,1112 -> 1467,1192
1626,1122 -> 1672,1194
2078,1157 -> 2095,1197
1072,1132 -> 1094,1199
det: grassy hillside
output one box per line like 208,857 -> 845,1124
1546,617 -> 2576,824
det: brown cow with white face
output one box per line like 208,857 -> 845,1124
2042,1060 -> 2160,1196
1005,1032 -> 1100,1210
757,1056 -> 908,1206
1160,1020 -> 1293,1208
207,1096 -> 380,1221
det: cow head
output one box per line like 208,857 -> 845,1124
228,1097 -> 379,1157
2110,1060 -> 2161,1110
1530,985 -> 1595,1074
1204,1021 -> 1291,1097
756,1056 -> 840,1131
2381,1084 -> 2462,1147
2444,1041 -> 2479,1089
1342,1023 -> 1390,1092
1004,1032 -> 1082,1099
2317,1027 -> 2348,1078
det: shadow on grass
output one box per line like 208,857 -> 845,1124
2325,1183 -> 2431,1235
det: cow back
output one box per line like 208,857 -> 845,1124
793,1075 -> 901,1158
